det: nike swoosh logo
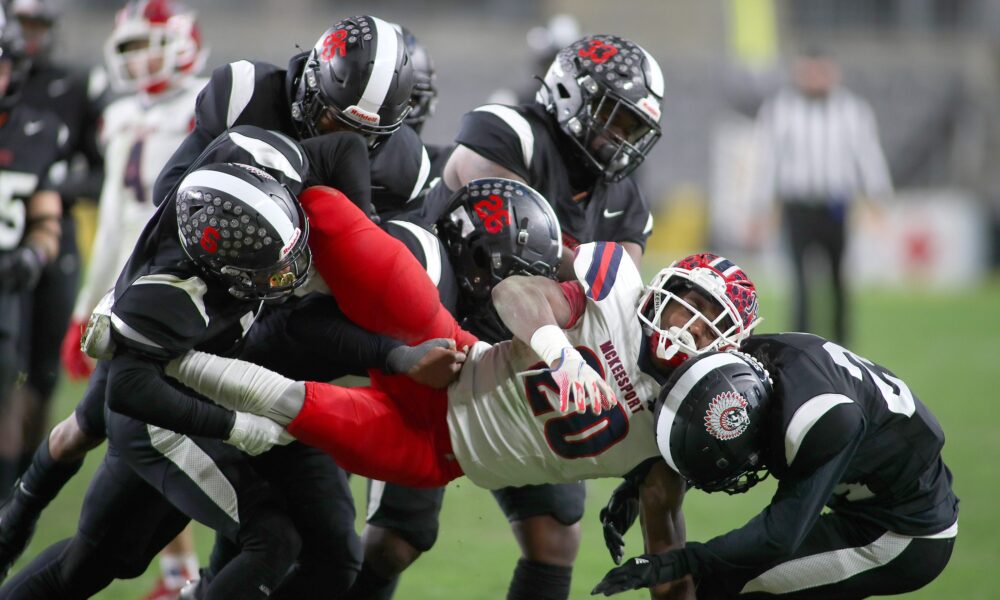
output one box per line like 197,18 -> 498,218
603,209 -> 625,218
24,121 -> 44,136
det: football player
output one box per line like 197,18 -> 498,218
593,339 -> 958,597
153,14 -> 431,221
411,34 -> 662,274
398,32 -> 664,599
168,191 -> 761,600
0,8 -> 66,499
346,178 -> 565,600
10,0 -> 109,471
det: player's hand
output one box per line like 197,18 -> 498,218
591,552 -> 682,596
226,412 -> 295,456
549,348 -> 617,414
388,338 -> 467,389
600,479 -> 641,564
0,246 -> 44,293
60,319 -> 94,380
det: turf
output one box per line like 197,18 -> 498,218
7,280 -> 997,599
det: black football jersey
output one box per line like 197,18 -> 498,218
744,333 -> 957,535
369,124 -> 432,219
676,333 -> 958,581
0,106 -> 68,254
415,103 -> 652,249
382,218 -> 458,314
20,62 -> 107,204
107,126 -> 312,360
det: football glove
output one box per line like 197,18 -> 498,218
599,479 -> 641,564
226,412 -> 294,456
549,348 -> 617,414
591,552 -> 683,596
61,319 -> 94,380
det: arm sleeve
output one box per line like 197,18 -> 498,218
677,404 -> 866,578
106,350 -> 236,439
286,294 -> 403,377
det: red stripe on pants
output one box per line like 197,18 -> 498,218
288,381 -> 462,488
298,186 -> 477,350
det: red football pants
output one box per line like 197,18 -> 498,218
298,186 -> 477,349
289,186 -> 476,486
288,380 -> 463,488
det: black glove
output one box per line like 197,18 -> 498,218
591,552 -> 683,596
0,246 -> 45,293
384,338 -> 452,374
599,478 -> 641,564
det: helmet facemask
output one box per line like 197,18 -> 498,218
638,264 -> 760,369
566,82 -> 660,182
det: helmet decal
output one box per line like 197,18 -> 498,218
704,391 -> 750,441
472,194 -> 510,234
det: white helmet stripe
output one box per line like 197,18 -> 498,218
357,17 -> 399,117
655,352 -> 746,474
639,46 -> 664,97
388,220 -> 441,285
228,131 -> 302,183
180,170 -> 295,245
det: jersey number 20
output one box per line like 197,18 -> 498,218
524,346 -> 630,459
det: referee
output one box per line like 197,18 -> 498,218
753,48 -> 892,343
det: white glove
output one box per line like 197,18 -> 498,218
226,411 -> 295,456
548,348 -> 618,415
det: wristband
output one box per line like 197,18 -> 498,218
529,324 -> 573,367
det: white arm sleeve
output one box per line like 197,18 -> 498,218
166,351 -> 303,425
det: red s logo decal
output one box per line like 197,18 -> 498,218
578,39 -> 618,64
474,194 -> 511,234
199,226 -> 221,253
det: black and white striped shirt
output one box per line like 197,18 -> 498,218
753,87 -> 892,206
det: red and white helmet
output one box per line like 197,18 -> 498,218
637,253 -> 761,368
103,0 -> 206,94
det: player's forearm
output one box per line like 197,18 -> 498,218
106,351 -> 236,439
492,275 -> 562,344
24,190 -> 62,262
166,351 -> 305,425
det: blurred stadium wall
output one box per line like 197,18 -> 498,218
56,0 -> 1000,285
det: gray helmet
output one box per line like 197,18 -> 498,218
536,35 -> 663,182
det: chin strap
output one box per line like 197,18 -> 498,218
166,351 -> 305,425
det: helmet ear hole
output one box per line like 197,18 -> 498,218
556,83 -> 572,100
472,245 -> 491,271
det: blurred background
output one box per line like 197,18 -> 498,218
16,1 -> 999,598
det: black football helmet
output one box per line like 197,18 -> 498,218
291,15 -> 414,146
436,178 -> 562,341
536,35 -> 663,182
397,25 -> 436,134
654,350 -> 773,494
175,163 -> 311,301
0,8 -> 31,111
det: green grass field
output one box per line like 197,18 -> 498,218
8,280 -> 998,599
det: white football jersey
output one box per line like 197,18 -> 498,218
73,78 -> 206,321
447,242 -> 662,489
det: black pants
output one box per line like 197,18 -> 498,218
782,202 -> 848,343
696,513 -> 956,599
